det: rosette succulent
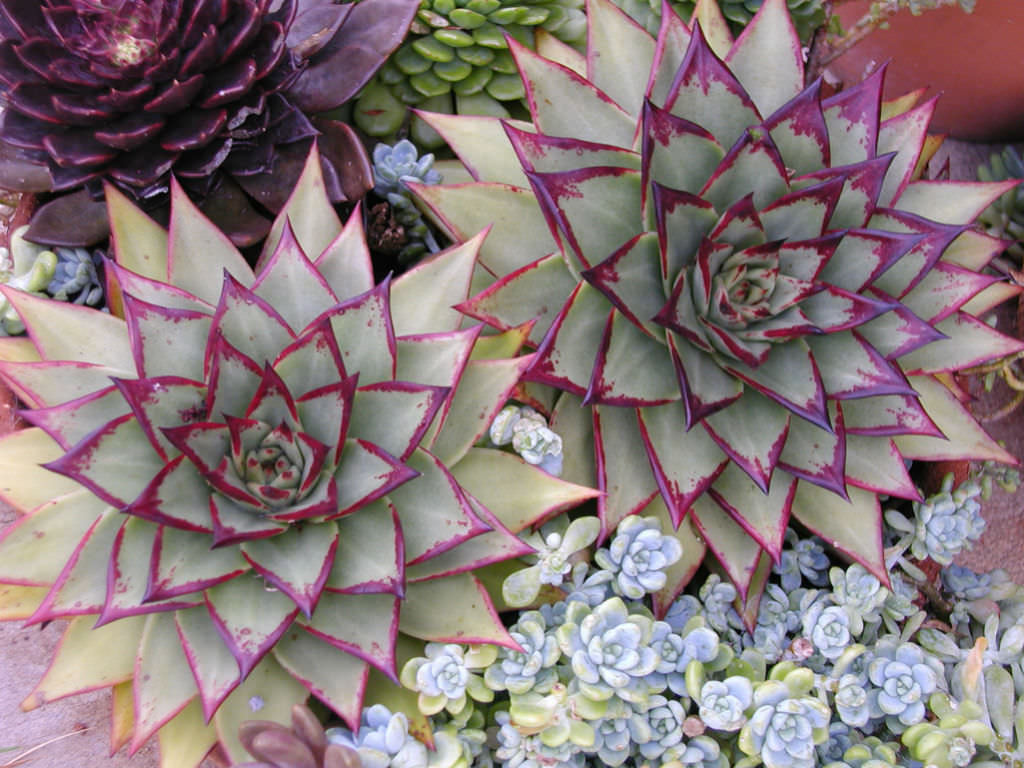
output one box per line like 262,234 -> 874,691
235,702 -> 361,768
738,680 -> 831,768
411,0 -> 1023,599
909,474 -> 986,565
325,704 -> 428,768
594,514 -> 683,599
699,675 -> 753,731
977,145 -> 1024,262
865,638 -> 943,732
0,0 -> 419,245
0,148 -> 599,765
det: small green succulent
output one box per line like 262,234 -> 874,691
411,0 -> 1023,604
977,146 -> 1024,262
0,148 -> 599,767
0,227 -> 57,335
612,0 -> 825,40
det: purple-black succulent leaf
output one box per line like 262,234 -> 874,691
284,0 -> 420,112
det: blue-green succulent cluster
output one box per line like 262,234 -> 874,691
251,471 -> 1024,768
490,404 -> 564,476
372,140 -> 444,264
0,226 -> 105,335
886,473 -> 986,567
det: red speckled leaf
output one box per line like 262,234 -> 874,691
147,524 -> 249,601
702,390 -> 789,493
241,522 -> 339,618
709,462 -> 796,562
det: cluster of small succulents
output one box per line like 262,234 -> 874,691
977,146 -> 1024,263
489,403 -> 565,476
886,473 -> 988,567
256,471 -> 1024,768
0,226 -> 105,335
371,140 -> 444,264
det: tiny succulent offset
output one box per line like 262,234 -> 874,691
0,147 -> 600,764
372,140 -> 444,264
412,0 -> 1023,601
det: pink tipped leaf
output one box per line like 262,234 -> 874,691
665,25 -> 761,151
636,398 -> 729,528
699,127 -> 789,213
205,331 -> 265,419
844,434 -> 920,500
507,35 -> 635,148
585,309 -> 680,406
325,499 -> 404,596
97,518 -> 200,625
146,524 -> 249,601
778,401 -> 847,497
302,591 -> 400,678
399,573 -> 520,649
331,438 -> 420,518
319,279 -> 397,387
709,462 -> 796,562
585,0 -> 655,121
122,294 -> 212,381
457,252 -> 578,347
175,604 -> 245,722
44,413 -> 165,508
689,494 -> 763,601
821,66 -> 884,167
807,330 -> 916,399
122,456 -> 216,533
22,386 -> 129,450
592,404 -> 659,536
348,382 -> 449,462
899,312 -> 1024,374
527,282 -> 610,396
652,183 -> 719,284
314,202 -> 375,303
273,317 -> 349,399
899,261 -> 1002,324
113,376 -> 208,461
209,493 -> 288,547
842,393 -> 943,438
167,177 -> 254,306
876,96 -> 938,207
131,612 -> 199,753
252,218 -> 340,332
702,389 -> 789,493
209,272 -> 297,368
760,79 -> 829,175
506,123 -> 641,176
645,0 -> 692,107
724,0 -> 803,118
667,333 -> 742,426
582,233 -> 667,339
867,210 -> 965,299
642,100 -> 723,198
414,111 -> 532,186
205,576 -> 302,677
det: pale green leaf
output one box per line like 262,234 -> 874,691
391,231 -> 482,336
133,612 -> 199,751
399,573 -> 514,646
725,0 -> 802,118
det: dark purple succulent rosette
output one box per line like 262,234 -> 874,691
0,0 -> 419,245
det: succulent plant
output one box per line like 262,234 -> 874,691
556,596 -> 662,705
698,675 -> 753,731
490,403 -> 564,475
0,225 -> 57,334
502,515 -> 600,606
660,735 -> 728,768
410,0 -> 1023,602
234,702 -> 362,768
371,140 -> 443,265
0,0 -> 419,246
738,679 -> 831,768
865,637 -> 942,732
0,147 -> 599,765
802,603 -> 852,661
976,146 -> 1024,263
47,243 -> 105,305
594,514 -> 683,600
484,609 -> 561,694
325,704 -> 427,768
885,473 -> 987,566
352,0 -> 587,144
611,0 -> 825,41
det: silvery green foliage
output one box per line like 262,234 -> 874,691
400,643 -> 496,716
865,637 -> 943,732
490,405 -> 564,476
664,594 -> 703,631
48,245 -> 104,306
325,704 -> 429,768
817,721 -> 855,763
563,561 -> 615,608
803,603 -> 853,661
484,610 -> 560,695
0,226 -> 57,335
493,710 -> 586,768
942,564 -> 994,602
633,694 -> 687,759
833,673 -> 871,728
594,515 -> 683,599
502,516 -> 600,607
650,622 -> 719,696
660,735 -> 728,768
556,596 -> 663,705
775,531 -> 830,591
699,676 -> 753,731
372,139 -> 442,263
886,474 -> 987,566
821,735 -> 901,768
829,564 -> 888,638
739,680 -> 831,768
697,574 -> 745,639
743,584 -> 805,662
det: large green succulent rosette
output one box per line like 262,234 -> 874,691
411,0 -> 1024,609
0,148 -> 598,768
